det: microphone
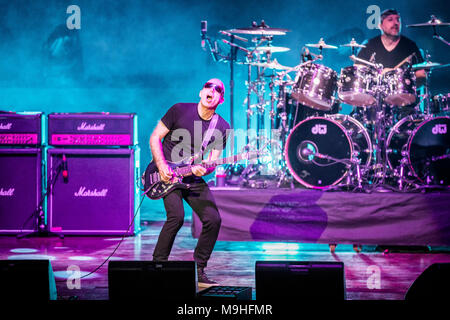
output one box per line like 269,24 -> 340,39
201,21 -> 207,50
301,147 -> 327,159
62,154 -> 68,182
301,47 -> 313,62
301,147 -> 314,157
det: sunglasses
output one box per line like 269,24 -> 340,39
203,82 -> 224,95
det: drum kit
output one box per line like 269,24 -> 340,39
212,18 -> 449,191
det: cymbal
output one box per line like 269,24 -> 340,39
412,61 -> 450,70
227,28 -> 289,35
305,38 -> 338,49
249,59 -> 292,70
340,38 -> 366,48
250,46 -> 291,53
407,15 -> 450,28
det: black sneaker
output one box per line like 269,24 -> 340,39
197,268 -> 219,288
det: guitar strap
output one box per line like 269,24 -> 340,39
195,113 -> 219,163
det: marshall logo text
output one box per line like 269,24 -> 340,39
0,188 -> 15,196
74,187 -> 108,197
0,123 -> 13,130
77,122 -> 106,131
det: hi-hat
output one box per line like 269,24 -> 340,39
407,15 -> 450,28
250,46 -> 291,53
305,38 -> 338,49
249,59 -> 292,70
340,38 -> 366,48
412,61 -> 450,70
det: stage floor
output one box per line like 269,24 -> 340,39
0,217 -> 449,300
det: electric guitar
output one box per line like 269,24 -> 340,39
142,151 -> 262,199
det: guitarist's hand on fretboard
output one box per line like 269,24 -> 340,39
191,165 -> 208,177
158,162 -> 174,183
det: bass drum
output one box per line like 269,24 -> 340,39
285,114 -> 372,189
386,116 -> 450,186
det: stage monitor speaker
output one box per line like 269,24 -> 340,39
47,148 -> 140,235
0,259 -> 57,300
255,261 -> 346,300
108,261 -> 197,301
405,263 -> 450,300
0,148 -> 42,234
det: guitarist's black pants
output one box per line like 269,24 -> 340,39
153,180 -> 221,269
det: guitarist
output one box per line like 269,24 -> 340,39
149,78 -> 230,287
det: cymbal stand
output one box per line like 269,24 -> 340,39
244,37 -> 267,146
422,52 -> 433,117
430,16 -> 450,47
245,53 -> 253,145
255,62 -> 267,152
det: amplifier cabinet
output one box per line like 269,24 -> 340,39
47,147 -> 140,235
0,148 -> 42,234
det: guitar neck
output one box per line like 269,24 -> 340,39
147,152 -> 259,185
175,153 -> 252,177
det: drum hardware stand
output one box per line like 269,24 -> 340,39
429,15 -> 450,46
276,169 -> 295,189
219,32 -> 251,152
407,15 -> 450,47
422,53 -> 433,117
307,150 -> 364,190
367,61 -> 396,189
397,157 -> 409,190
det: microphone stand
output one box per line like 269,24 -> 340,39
17,158 -> 65,239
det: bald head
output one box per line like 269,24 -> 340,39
199,78 -> 225,108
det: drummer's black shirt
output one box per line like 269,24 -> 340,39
356,35 -> 424,69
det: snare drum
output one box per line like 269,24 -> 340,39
338,66 -> 377,107
384,68 -> 417,106
291,63 -> 338,111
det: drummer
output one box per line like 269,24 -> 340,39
356,9 -> 426,86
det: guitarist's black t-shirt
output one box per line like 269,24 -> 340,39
160,103 -> 230,178
356,35 -> 424,69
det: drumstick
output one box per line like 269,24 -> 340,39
381,53 -> 416,75
394,52 -> 416,69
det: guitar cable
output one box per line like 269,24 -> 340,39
55,190 -> 146,283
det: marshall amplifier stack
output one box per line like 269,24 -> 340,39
0,112 -> 45,234
46,113 -> 140,235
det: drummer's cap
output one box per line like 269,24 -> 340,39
380,9 -> 400,22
